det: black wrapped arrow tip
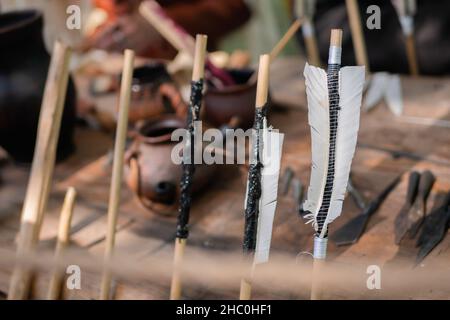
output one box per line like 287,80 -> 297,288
176,79 -> 204,239
242,105 -> 267,255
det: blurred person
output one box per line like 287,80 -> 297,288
87,0 -> 251,58
0,0 -> 91,50
290,0 -> 450,75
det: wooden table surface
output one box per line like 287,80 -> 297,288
0,56 -> 449,300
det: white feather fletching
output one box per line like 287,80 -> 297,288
364,72 -> 403,116
254,120 -> 284,264
303,63 -> 365,236
384,74 -> 403,116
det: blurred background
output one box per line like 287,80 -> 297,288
0,0 -> 449,300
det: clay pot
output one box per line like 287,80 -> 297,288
126,64 -> 187,123
124,115 -> 216,216
204,69 -> 256,129
0,10 -> 76,163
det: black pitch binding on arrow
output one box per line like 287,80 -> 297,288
242,105 -> 267,256
176,79 -> 204,239
315,61 -> 341,237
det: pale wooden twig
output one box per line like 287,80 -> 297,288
295,0 -> 321,66
170,238 -> 186,300
239,54 -> 271,300
346,0 -> 370,72
310,258 -> 325,300
310,29 -> 343,300
239,275 -> 253,300
255,55 -> 271,109
47,187 -> 77,300
248,19 -> 302,84
270,19 -> 303,62
99,49 -> 135,300
139,0 -> 195,56
302,18 -> 321,67
405,34 -> 419,76
395,0 -> 419,75
8,41 -> 72,300
170,34 -> 208,300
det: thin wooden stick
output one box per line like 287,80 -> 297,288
295,0 -> 321,66
170,238 -> 186,299
192,35 -> 208,82
394,0 -> 419,75
255,54 -> 271,109
310,258 -> 325,300
346,0 -> 370,71
248,19 -> 302,84
239,54 -> 270,300
302,18 -> 321,67
8,41 -> 72,300
99,49 -> 135,300
139,0 -> 195,56
405,34 -> 419,76
270,19 -> 303,61
170,34 -> 208,300
239,276 -> 253,300
47,187 -> 77,300
310,29 -> 342,301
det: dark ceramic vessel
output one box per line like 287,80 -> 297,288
0,10 -> 76,163
124,115 -> 216,216
204,69 -> 256,129
126,64 -> 187,123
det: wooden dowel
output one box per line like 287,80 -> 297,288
310,258 -> 325,300
302,19 -> 321,67
255,54 -> 271,108
270,19 -> 303,61
239,54 -> 271,300
239,260 -> 256,300
47,187 -> 77,300
346,0 -> 370,71
310,30 -> 339,301
8,41 -> 72,300
139,0 -> 195,55
249,20 -> 302,84
170,238 -> 186,300
192,34 -> 208,82
99,49 -> 135,300
405,34 -> 419,76
239,278 -> 252,300
295,1 -> 320,65
330,29 -> 343,48
169,34 -> 207,301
